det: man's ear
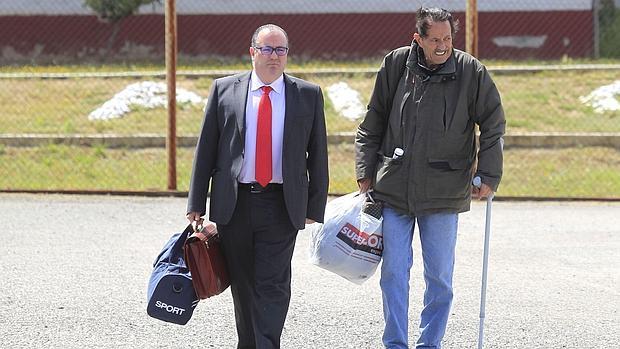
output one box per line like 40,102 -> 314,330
413,33 -> 421,44
249,47 -> 256,62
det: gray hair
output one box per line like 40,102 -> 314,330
416,7 -> 459,37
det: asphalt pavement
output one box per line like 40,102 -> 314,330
0,194 -> 618,348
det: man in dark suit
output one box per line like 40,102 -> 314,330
186,24 -> 328,349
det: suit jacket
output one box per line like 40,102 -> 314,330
187,72 -> 329,230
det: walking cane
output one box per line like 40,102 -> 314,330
473,177 -> 493,349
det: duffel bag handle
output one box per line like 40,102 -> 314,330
167,224 -> 194,264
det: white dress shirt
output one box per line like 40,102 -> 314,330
238,71 -> 286,184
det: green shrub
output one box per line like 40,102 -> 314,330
600,5 -> 620,58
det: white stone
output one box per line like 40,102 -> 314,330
326,82 -> 366,121
579,81 -> 620,114
88,81 -> 205,121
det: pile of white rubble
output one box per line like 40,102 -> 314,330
580,80 -> 620,114
326,82 -> 366,121
88,81 -> 205,121
89,80 -> 369,122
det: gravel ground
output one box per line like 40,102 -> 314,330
0,194 -> 618,348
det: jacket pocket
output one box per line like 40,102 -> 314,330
374,155 -> 404,195
428,132 -> 474,159
425,157 -> 471,199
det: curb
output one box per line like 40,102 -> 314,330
1,132 -> 620,149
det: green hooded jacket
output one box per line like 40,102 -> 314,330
355,43 -> 505,216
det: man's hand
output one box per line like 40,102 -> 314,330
357,178 -> 372,193
186,211 -> 204,231
472,182 -> 494,200
305,218 -> 316,225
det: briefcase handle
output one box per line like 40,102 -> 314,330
191,222 -> 219,243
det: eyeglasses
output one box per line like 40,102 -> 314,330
254,46 -> 289,56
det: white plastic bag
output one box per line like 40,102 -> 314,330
308,192 -> 383,284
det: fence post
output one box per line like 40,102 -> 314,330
593,0 -> 601,59
466,0 -> 479,58
165,0 -> 177,190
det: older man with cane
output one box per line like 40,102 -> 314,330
355,7 -> 505,349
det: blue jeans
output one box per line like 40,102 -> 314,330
380,206 -> 458,349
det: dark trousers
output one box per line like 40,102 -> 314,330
219,186 -> 297,349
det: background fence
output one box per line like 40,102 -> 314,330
1,0 -> 619,199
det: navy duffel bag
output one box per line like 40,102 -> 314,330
147,224 -> 198,325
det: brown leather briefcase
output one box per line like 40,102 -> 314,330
183,225 -> 230,299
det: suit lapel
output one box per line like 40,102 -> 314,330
234,72 -> 251,148
283,74 -> 297,150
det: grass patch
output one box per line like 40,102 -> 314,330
497,70 -> 620,132
2,61 -> 619,198
0,145 -> 194,191
1,144 -> 618,198
1,70 -> 619,135
0,77 -> 212,135
500,146 -> 620,197
327,144 -> 620,198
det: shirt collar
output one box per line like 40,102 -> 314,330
250,71 -> 284,94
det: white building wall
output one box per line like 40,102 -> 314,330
0,0 -> 596,16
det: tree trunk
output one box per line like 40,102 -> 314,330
102,20 -> 122,61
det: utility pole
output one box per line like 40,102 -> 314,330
466,0 -> 479,57
165,0 -> 177,190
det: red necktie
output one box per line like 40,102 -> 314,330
255,86 -> 272,187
